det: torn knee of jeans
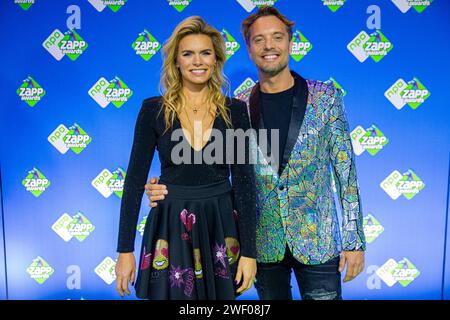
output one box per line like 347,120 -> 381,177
304,289 -> 338,300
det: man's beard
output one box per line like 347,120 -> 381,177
258,59 -> 288,77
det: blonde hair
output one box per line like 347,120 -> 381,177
159,16 -> 231,131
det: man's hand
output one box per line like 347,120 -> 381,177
235,256 -> 257,294
115,252 -> 136,297
339,251 -> 365,282
145,177 -> 167,207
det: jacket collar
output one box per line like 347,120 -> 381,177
248,70 -> 309,175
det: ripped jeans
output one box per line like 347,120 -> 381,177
254,246 -> 342,300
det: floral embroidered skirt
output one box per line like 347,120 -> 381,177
134,179 -> 241,300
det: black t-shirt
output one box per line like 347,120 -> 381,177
260,86 -> 294,175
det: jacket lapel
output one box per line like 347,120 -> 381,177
248,71 -> 309,177
249,83 -> 264,131
279,72 -> 308,175
249,83 -> 278,175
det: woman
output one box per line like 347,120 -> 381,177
114,16 -> 256,300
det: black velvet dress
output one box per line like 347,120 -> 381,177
116,96 -> 256,300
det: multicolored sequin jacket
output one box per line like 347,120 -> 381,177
237,71 -> 366,265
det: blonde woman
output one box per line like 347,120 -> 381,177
115,16 -> 256,300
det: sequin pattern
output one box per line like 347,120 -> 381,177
238,78 -> 366,265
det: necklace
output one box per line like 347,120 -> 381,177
183,105 -> 210,132
185,96 -> 207,114
188,105 -> 199,114
186,103 -> 206,114
182,105 -> 214,149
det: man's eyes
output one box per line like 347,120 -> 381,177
253,35 -> 285,44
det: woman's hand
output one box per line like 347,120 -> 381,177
235,256 -> 257,294
115,252 -> 136,297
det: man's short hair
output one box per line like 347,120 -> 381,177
241,6 -> 295,45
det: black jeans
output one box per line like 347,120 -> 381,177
254,246 -> 342,300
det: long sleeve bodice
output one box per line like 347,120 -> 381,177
117,96 -> 256,258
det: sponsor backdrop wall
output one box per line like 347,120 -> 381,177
0,0 -> 449,300
0,171 -> 6,300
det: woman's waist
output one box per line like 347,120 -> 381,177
159,178 -> 232,199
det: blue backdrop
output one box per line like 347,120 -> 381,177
0,0 -> 449,300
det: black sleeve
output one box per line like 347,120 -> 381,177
229,99 -> 257,259
116,98 -> 159,253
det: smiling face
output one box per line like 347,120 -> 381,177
152,239 -> 169,270
225,237 -> 240,265
193,248 -> 203,279
246,15 -> 292,77
176,33 -> 217,89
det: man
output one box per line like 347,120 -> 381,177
144,6 -> 365,300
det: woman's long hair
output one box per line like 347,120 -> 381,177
159,16 -> 231,131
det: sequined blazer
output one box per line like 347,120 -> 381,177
237,71 -> 366,265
